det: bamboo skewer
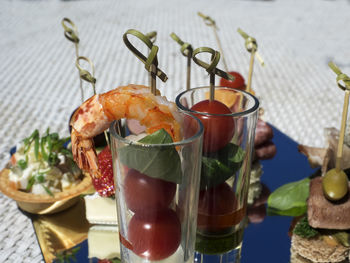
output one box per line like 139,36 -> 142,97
61,18 -> 84,102
198,12 -> 229,73
123,29 -> 168,96
328,62 -> 350,171
170,33 -> 193,91
192,47 -> 234,101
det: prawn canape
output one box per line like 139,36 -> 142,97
70,84 -> 182,179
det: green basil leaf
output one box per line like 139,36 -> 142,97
200,143 -> 245,189
17,159 -> 27,170
26,176 -> 35,191
267,177 -> 310,217
118,129 -> 182,184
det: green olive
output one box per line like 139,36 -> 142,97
322,168 -> 349,201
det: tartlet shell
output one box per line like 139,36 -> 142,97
0,168 -> 92,214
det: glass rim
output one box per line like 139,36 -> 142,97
175,86 -> 260,117
109,111 -> 204,147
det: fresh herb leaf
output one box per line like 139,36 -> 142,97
48,152 -> 58,166
118,129 -> 182,184
36,174 -> 44,183
42,185 -> 54,196
17,159 -> 27,170
40,136 -> 48,161
200,143 -> 245,189
34,135 -> 39,160
293,216 -> 319,238
267,177 -> 310,217
26,176 -> 35,191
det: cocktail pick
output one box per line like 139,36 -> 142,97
192,47 -> 234,101
146,31 -> 157,44
61,18 -> 84,102
329,62 -> 350,171
197,12 -> 229,73
321,62 -> 350,201
170,32 -> 193,91
237,28 -> 264,94
75,56 -> 97,95
123,29 -> 168,95
75,56 -> 110,147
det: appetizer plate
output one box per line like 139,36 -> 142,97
30,125 -> 316,263
0,168 -> 92,214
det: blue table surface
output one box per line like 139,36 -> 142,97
50,126 -> 317,263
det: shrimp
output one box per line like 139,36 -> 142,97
70,84 -> 182,178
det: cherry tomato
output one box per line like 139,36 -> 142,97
124,169 -> 176,213
191,100 -> 235,153
219,71 -> 245,90
128,208 -> 181,261
197,183 -> 239,231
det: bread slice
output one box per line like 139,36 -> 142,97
291,234 -> 348,262
308,177 -> 350,229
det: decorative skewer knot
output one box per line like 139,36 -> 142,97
237,28 -> 257,53
192,47 -> 234,81
197,12 -> 217,29
76,56 -> 96,94
61,18 -> 80,44
146,31 -> 157,44
170,33 -> 193,57
328,62 -> 350,91
123,29 -> 168,82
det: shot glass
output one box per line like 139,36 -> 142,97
175,86 -> 259,262
110,111 -> 203,263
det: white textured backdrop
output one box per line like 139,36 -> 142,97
1,0 -> 350,261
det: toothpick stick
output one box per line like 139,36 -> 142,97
76,56 -> 110,147
170,33 -> 193,91
336,90 -> 350,171
123,29 -> 168,96
246,49 -> 256,94
192,47 -> 234,101
198,12 -> 229,72
61,18 -> 85,102
328,61 -> 350,171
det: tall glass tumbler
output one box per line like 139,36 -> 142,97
175,87 -> 259,262
110,111 -> 203,263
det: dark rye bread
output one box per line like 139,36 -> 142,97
308,177 -> 350,229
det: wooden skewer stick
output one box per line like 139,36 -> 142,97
170,33 -> 193,91
246,49 -> 256,94
61,18 -> 84,102
198,12 -> 229,72
76,56 -> 110,147
336,89 -> 349,171
328,61 -> 350,171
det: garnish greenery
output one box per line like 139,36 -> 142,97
55,246 -> 80,263
267,177 -> 310,217
16,128 -> 74,194
200,143 -> 244,189
293,216 -> 319,238
118,129 -> 182,184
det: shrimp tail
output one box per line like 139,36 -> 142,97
71,128 -> 101,178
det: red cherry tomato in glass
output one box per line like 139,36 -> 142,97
128,208 -> 181,261
124,169 -> 176,213
197,183 -> 239,231
191,100 -> 235,153
219,71 -> 245,90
